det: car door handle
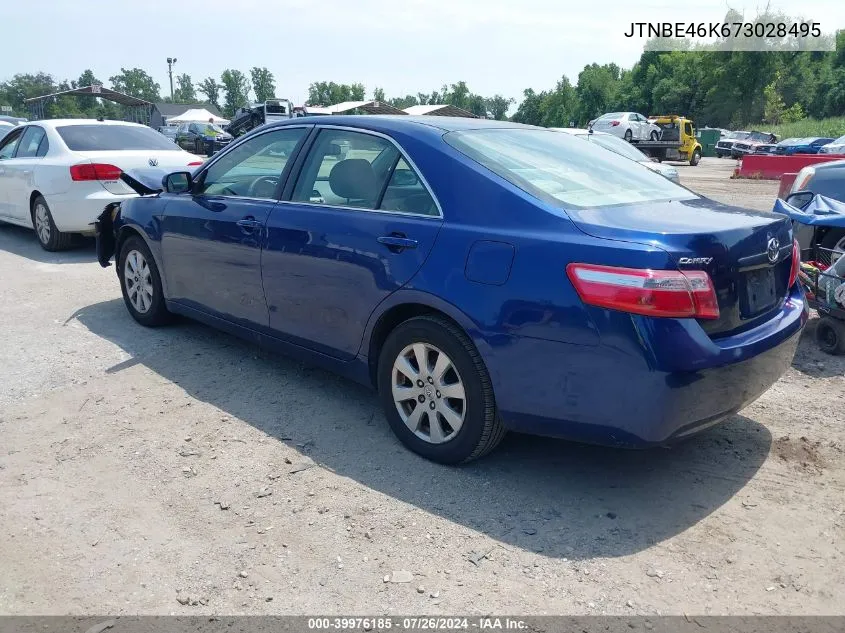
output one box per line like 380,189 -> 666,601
378,235 -> 418,252
237,217 -> 262,229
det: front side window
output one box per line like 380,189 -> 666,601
197,127 -> 307,198
16,126 -> 48,158
0,128 -> 23,159
445,128 -> 695,208
292,129 -> 401,209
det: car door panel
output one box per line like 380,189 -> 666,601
159,126 -> 311,330
0,127 -> 25,219
261,126 -> 443,360
262,205 -> 442,359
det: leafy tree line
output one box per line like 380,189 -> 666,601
512,15 -> 845,129
0,66 -> 278,119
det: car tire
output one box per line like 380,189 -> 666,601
118,234 -> 172,327
31,196 -> 73,252
650,131 -> 659,141
624,129 -> 633,142
377,314 -> 506,464
815,317 -> 845,355
690,149 -> 701,166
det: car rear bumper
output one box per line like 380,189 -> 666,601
486,287 -> 807,446
45,190 -> 135,233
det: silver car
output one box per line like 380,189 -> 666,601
818,134 -> 845,155
590,112 -> 661,142
553,128 -> 680,183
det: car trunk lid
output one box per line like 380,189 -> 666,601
73,150 -> 202,195
565,198 -> 794,336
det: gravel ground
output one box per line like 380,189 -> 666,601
1,160 -> 843,616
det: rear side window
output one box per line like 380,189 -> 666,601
57,125 -> 179,151
16,126 -> 49,158
445,128 -> 695,208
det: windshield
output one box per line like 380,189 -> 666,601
749,132 -> 773,142
444,128 -> 695,208
727,131 -> 751,140
831,134 -> 845,145
582,132 -> 648,161
779,138 -> 805,146
57,124 -> 181,151
265,102 -> 289,115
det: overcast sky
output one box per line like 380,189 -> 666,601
2,0 -> 843,106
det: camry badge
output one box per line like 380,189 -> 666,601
679,257 -> 713,265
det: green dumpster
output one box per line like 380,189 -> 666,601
697,128 -> 720,158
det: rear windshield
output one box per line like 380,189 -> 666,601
445,128 -> 695,208
597,112 -> 624,120
57,125 -> 180,151
265,102 -> 289,114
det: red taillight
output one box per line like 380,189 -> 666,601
70,163 -> 122,181
610,120 -> 620,126
187,161 -> 203,166
788,239 -> 800,288
567,263 -> 720,320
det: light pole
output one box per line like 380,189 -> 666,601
167,57 -> 178,100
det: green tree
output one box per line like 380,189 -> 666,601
0,72 -> 58,116
307,81 -> 365,105
250,67 -> 276,103
196,77 -> 222,111
575,63 -> 621,123
389,94 -> 419,109
485,95 -> 515,120
75,69 -> 102,111
109,68 -> 160,101
511,88 -> 545,126
220,69 -> 251,116
372,87 -> 386,102
173,74 -> 196,103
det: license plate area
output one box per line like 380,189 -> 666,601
741,268 -> 778,317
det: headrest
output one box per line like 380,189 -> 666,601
329,159 -> 378,202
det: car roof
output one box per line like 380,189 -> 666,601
27,119 -> 146,128
268,115 -> 538,135
813,159 -> 845,171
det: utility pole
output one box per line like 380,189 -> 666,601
167,57 -> 178,100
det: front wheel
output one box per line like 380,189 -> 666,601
650,131 -> 659,141
816,317 -> 845,355
118,235 -> 172,327
690,149 -> 701,166
377,315 -> 506,464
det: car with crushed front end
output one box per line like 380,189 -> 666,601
95,116 -> 807,464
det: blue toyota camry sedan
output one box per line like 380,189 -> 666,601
96,116 -> 807,463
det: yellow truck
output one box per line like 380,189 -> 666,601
634,115 -> 703,166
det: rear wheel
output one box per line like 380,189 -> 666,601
816,317 -> 845,355
377,315 -> 505,464
32,196 -> 72,251
118,235 -> 171,327
624,129 -> 633,142
690,149 -> 701,166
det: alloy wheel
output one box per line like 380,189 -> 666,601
124,249 -> 154,314
34,203 -> 51,245
391,342 -> 466,444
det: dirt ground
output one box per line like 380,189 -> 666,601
1,157 -> 843,616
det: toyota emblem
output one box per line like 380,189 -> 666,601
148,158 -> 158,167
766,237 -> 780,264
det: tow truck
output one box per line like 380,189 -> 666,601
630,115 -> 703,166
225,98 -> 295,137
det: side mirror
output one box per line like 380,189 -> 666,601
163,171 -> 192,194
785,191 -> 814,209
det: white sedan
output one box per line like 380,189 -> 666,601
0,119 -> 203,251
590,112 -> 661,142
552,128 -> 680,183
